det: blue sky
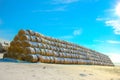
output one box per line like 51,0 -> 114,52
0,0 -> 120,63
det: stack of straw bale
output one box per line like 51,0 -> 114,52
3,29 -> 114,66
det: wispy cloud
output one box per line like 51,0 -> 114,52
52,0 -> 79,4
73,29 -> 82,36
58,28 -> 82,40
105,20 -> 120,35
106,40 -> 120,44
94,39 -> 120,44
96,2 -> 120,35
33,6 -> 66,13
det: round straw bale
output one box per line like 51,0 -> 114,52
13,35 -> 19,41
16,40 -> 22,47
59,52 -> 64,57
34,32 -> 40,37
40,56 -> 48,63
53,51 -> 59,57
40,49 -> 45,55
19,34 -> 31,41
22,40 -> 31,47
36,37 -> 42,43
34,48 -> 41,54
64,58 -> 69,64
24,47 -> 35,54
18,29 -> 29,36
60,58 -> 65,64
30,36 -> 36,42
26,54 -> 38,63
49,56 -> 55,63
54,57 -> 61,64
38,43 -> 43,48
48,50 -> 54,56
27,30 -> 35,36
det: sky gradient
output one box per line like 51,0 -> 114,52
0,0 -> 120,64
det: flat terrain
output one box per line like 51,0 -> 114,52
0,54 -> 120,80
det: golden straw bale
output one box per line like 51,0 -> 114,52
62,53 -> 67,58
30,36 -> 36,42
53,51 -> 59,57
18,29 -> 29,36
13,35 -> 19,41
31,42 -> 38,47
22,40 -> 32,47
26,54 -> 39,62
34,32 -> 40,37
38,43 -> 43,48
24,47 -> 35,54
34,48 -> 41,54
27,30 -> 35,36
64,58 -> 69,64
40,56 -> 48,63
54,57 -> 61,64
60,58 -> 65,64
36,37 -> 42,43
37,55 -> 44,63
59,52 -> 64,57
10,41 -> 15,47
48,50 -> 54,56
16,40 -> 22,47
49,56 -> 55,63
19,34 -> 31,41
39,49 -> 46,55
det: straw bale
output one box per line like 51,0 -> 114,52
19,34 -> 31,41
18,29 -> 29,36
49,56 -> 55,63
10,41 -> 15,47
27,30 -> 35,36
34,32 -> 40,37
36,37 -> 42,43
24,47 -> 35,54
13,35 -> 19,41
53,51 -> 59,57
30,36 -> 36,42
16,40 -> 22,47
54,57 -> 61,64
34,48 -> 41,54
26,54 -> 38,62
59,52 -> 64,57
40,49 -> 46,55
37,43 -> 42,48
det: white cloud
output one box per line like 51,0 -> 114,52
115,2 -> 120,17
52,0 -> 79,4
107,40 -> 120,44
73,29 -> 81,36
96,2 -> 120,35
105,20 -> 120,35
58,28 -> 82,40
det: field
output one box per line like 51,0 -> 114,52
0,54 -> 120,80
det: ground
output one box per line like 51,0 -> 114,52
0,53 -> 120,80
